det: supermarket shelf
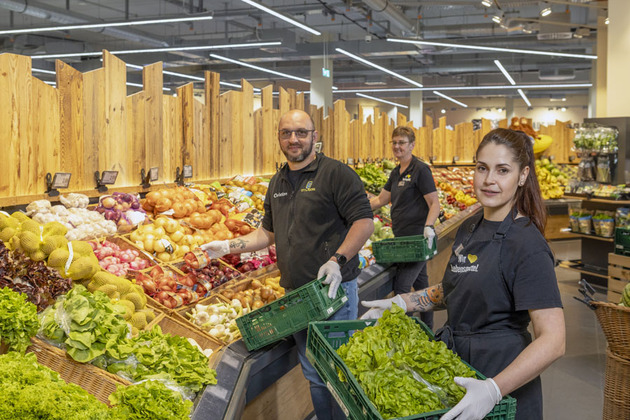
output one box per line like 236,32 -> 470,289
563,230 -> 614,242
564,194 -> 630,206
557,259 -> 609,279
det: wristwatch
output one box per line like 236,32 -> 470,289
333,252 -> 347,267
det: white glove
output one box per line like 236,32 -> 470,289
200,240 -> 231,259
424,225 -> 436,249
440,377 -> 502,420
360,295 -> 407,319
318,260 -> 343,299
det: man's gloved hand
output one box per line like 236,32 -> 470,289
200,240 -> 231,259
424,225 -> 436,249
360,295 -> 407,319
440,377 -> 502,420
318,260 -> 343,299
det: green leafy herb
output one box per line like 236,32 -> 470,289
337,304 -> 476,419
109,380 -> 193,420
0,352 -> 112,420
106,325 -> 217,395
0,287 -> 40,353
38,285 -> 131,363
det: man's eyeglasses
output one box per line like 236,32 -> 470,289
390,141 -> 409,146
278,129 -> 314,140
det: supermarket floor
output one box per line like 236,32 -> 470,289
432,238 -> 608,420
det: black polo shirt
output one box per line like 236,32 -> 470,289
383,156 -> 437,237
262,153 -> 373,289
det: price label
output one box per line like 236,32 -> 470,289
101,171 -> 118,185
314,142 -> 323,153
242,209 -> 263,228
183,165 -> 193,179
51,172 -> 72,189
149,167 -> 159,182
347,158 -> 355,165
453,156 -> 460,162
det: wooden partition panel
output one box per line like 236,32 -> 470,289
127,91 -> 146,186
143,63 -> 163,174
0,51 -> 579,201
0,54 -> 32,196
102,52 -> 128,184
56,61 -> 83,192
82,68 -> 105,191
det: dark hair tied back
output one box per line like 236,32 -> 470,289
476,128 -> 547,234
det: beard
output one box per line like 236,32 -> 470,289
282,137 -> 315,162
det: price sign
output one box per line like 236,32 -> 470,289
347,158 -> 355,165
183,165 -> 193,179
242,209 -> 263,228
101,171 -> 118,185
149,167 -> 159,182
52,172 -> 72,189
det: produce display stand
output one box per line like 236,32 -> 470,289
0,193 -> 481,420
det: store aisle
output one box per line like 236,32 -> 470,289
541,239 -> 606,420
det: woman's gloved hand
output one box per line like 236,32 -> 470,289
318,260 -> 343,299
440,377 -> 502,420
200,240 -> 231,259
424,225 -> 436,248
360,295 -> 407,319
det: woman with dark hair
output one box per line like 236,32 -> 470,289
362,128 -> 566,420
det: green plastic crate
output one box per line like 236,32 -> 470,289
236,277 -> 348,351
306,319 -> 517,420
372,235 -> 437,264
615,227 -> 630,256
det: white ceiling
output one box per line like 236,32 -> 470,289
0,0 -> 604,103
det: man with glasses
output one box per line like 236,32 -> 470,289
368,126 -> 440,329
202,109 -> 373,420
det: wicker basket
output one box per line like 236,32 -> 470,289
592,301 -> 630,359
27,337 -> 130,406
603,349 -> 630,420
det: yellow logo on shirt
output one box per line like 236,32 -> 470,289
467,254 -> 478,263
301,180 -> 316,192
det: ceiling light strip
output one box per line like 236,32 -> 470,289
335,48 -> 423,88
210,53 -> 311,84
333,83 -> 592,93
239,0 -> 321,36
0,15 -> 214,35
493,60 -> 516,85
388,38 -> 597,60
125,63 -> 250,90
30,41 -> 282,60
356,93 -> 408,108
433,91 -> 468,107
517,89 -> 532,107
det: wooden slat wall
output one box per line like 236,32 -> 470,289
82,67 -> 105,190
143,63 -> 163,176
102,51 -> 127,184
0,51 -> 580,201
33,78 -> 60,191
56,60 -> 83,191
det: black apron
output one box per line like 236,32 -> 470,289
436,211 -> 542,420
